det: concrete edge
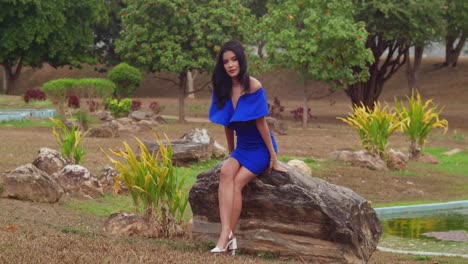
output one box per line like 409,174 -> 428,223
375,200 -> 468,216
377,246 -> 468,258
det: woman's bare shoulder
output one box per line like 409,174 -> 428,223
249,77 -> 262,92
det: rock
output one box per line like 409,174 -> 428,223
0,164 -> 63,203
97,110 -> 113,121
331,150 -> 388,171
103,212 -> 159,238
266,116 -> 288,135
115,117 -> 133,125
32,148 -> 69,175
189,162 -> 382,263
98,165 -> 127,194
130,111 -> 153,121
180,128 -> 228,159
212,141 -> 228,159
287,159 -> 311,175
386,149 -> 408,171
137,120 -> 157,128
419,154 -> 439,164
52,165 -> 103,199
144,139 -> 212,166
153,115 -> 167,124
442,148 -> 463,156
88,121 -> 119,138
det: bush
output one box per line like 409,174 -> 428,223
131,99 -> 142,111
338,102 -> 401,157
50,118 -> 89,164
149,101 -> 164,115
107,98 -> 132,118
67,94 -> 80,109
24,88 -> 46,103
394,90 -> 448,160
108,63 -> 142,99
104,134 -> 189,237
268,96 -> 285,118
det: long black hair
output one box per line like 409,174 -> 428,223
212,40 -> 250,109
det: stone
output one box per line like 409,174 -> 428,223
144,139 -> 212,166
419,154 -> 439,164
153,115 -> 167,124
189,162 -> 382,263
32,148 -> 69,175
442,148 -> 463,156
331,150 -> 388,171
287,159 -> 311,175
212,141 -> 228,159
180,128 -> 228,159
52,165 -> 103,199
130,111 -> 153,121
0,164 -> 63,203
115,117 -> 133,125
97,110 -> 113,121
103,212 -> 159,238
88,121 -> 119,138
98,165 -> 127,194
266,116 -> 288,135
386,149 -> 408,171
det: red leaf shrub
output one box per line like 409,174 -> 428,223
24,88 -> 46,103
68,94 -> 80,108
131,99 -> 142,111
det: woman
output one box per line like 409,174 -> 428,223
208,40 -> 286,255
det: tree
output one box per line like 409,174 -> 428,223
116,0 -> 254,122
263,0 -> 373,128
345,0 -> 446,108
443,0 -> 468,67
0,0 -> 105,94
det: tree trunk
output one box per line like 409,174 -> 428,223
406,46 -> 424,94
3,57 -> 25,95
302,80 -> 308,129
178,73 -> 186,123
257,40 -> 265,59
444,34 -> 467,67
346,66 -> 384,110
409,140 -> 421,161
2,66 -> 6,94
186,70 -> 195,99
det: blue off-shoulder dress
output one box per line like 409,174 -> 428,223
209,88 -> 278,174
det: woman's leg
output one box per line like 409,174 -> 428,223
230,167 -> 257,233
216,158 -> 241,248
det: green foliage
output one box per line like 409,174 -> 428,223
0,0 -> 105,93
104,134 -> 189,237
394,91 -> 448,159
50,118 -> 89,164
338,102 -> 401,157
108,63 -> 142,98
263,0 -> 373,85
106,98 -> 132,118
76,78 -> 116,98
445,0 -> 468,40
116,0 -> 255,75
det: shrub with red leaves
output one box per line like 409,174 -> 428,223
24,88 -> 46,103
268,96 -> 285,118
131,99 -> 142,111
149,101 -> 163,115
290,107 -> 314,122
68,94 -> 80,108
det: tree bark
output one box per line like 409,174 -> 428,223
406,45 -> 424,94
186,70 -> 195,99
444,34 -> 466,67
2,66 -> 6,94
302,80 -> 308,129
178,73 -> 186,123
2,57 -> 25,95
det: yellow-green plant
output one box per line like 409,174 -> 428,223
394,90 -> 448,160
50,118 -> 89,164
338,102 -> 401,157
104,134 -> 188,237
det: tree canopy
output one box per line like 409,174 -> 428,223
0,0 -> 105,94
263,0 -> 373,127
116,0 -> 255,121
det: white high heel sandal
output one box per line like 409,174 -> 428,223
210,235 -> 235,253
228,231 -> 237,256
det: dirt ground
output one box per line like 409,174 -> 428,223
1,58 -> 467,263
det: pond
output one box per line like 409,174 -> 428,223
0,109 -> 56,122
376,202 -> 468,256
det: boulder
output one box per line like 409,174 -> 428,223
98,165 -> 127,194
144,139 -> 212,166
97,110 -> 113,121
0,164 -> 63,203
52,165 -> 103,199
266,116 -> 288,135
32,148 -> 69,175
287,159 -> 311,175
88,121 -> 119,138
103,212 -> 159,238
331,150 -> 388,171
189,162 -> 382,263
386,149 -> 408,171
130,111 -> 153,121
419,153 -> 440,164
180,128 -> 227,158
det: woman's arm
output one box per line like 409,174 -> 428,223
256,117 -> 286,173
224,127 -> 235,154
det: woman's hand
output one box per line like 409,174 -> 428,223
269,158 -> 287,174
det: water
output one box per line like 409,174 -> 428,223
0,109 -> 56,122
378,208 -> 468,255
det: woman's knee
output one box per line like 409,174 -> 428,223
220,167 -> 235,183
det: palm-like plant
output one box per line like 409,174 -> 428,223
394,90 -> 448,160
